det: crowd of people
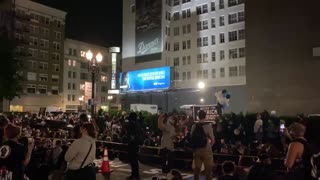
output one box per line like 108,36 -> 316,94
0,109 -> 318,180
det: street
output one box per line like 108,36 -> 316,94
95,159 -> 195,180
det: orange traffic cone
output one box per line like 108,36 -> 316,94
101,147 -> 112,173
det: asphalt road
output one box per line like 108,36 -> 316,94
95,159 -> 195,180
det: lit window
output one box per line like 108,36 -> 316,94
72,60 -> 76,67
101,76 -> 107,82
80,84 -> 85,90
68,59 -> 72,66
80,51 -> 86,57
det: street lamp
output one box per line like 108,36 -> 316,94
200,98 -> 204,103
198,81 -> 205,89
86,50 -> 103,116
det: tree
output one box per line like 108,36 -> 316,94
0,34 -> 23,101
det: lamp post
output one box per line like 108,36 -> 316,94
86,50 -> 103,116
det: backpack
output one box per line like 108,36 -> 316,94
190,123 -> 208,149
311,152 -> 320,179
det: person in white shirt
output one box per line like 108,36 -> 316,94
254,114 -> 263,143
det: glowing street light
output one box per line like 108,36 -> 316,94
200,98 -> 204,103
198,82 -> 205,89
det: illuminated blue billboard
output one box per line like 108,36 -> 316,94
120,66 -> 171,92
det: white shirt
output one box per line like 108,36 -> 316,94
254,119 -> 263,133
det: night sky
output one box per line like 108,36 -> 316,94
33,0 -> 123,47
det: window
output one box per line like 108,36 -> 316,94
101,86 -> 107,92
53,42 -> 60,50
73,71 -> 76,78
182,72 -> 187,80
165,42 -> 170,51
39,62 -> 48,70
52,53 -> 60,61
29,25 -> 39,34
239,29 -> 245,40
196,4 -> 208,15
73,49 -> 77,56
81,73 -> 87,80
38,85 -> 47,94
29,48 -> 38,57
28,61 -> 37,69
174,27 -> 179,36
182,41 -> 187,50
174,72 -> 179,80
52,75 -> 59,83
187,24 -> 191,33
174,57 -> 179,66
238,11 -> 245,22
67,95 -> 71,101
56,20 -> 61,28
212,52 -> 216,61
29,37 -> 38,46
220,16 -> 225,26
220,50 -> 225,60
197,38 -> 201,47
40,39 -> 49,48
197,70 -> 202,79
182,56 -> 187,65
68,60 -> 72,66
53,64 -> 60,72
182,9 -> 191,18
187,56 -> 191,64
211,2 -> 216,11
45,17 -> 50,25
72,83 -> 76,90
54,31 -> 61,39
203,37 -> 208,46
229,66 -> 238,77
229,13 -> 237,24
72,60 -> 76,67
67,83 -> 71,90
229,48 -> 238,59
211,18 -> 216,28
40,28 -> 49,36
68,71 -> 72,78
219,0 -> 225,9
211,35 -> 216,45
187,72 -> 191,80
27,84 -> 36,94
173,12 -> 180,21
166,11 -> 171,21
220,68 -> 225,77
39,51 -> 48,59
166,26 -> 170,36
173,0 -> 180,6
81,62 -> 87,69
187,40 -> 191,49
174,42 -> 179,51
203,70 -> 208,79
229,30 -> 238,41
72,95 -> 75,101
68,48 -> 72,55
239,65 -> 246,76
212,69 -> 216,78
130,4 -> 135,13
228,0 -> 238,7
80,51 -> 86,57
51,86 -> 58,95
182,0 -> 190,3
203,53 -> 208,63
197,54 -> 202,64
39,74 -> 48,82
239,47 -> 246,57
182,25 -> 186,34
27,72 -> 36,81
220,33 -> 225,43
197,20 -> 208,31
101,76 -> 107,82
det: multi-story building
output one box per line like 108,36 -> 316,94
63,39 -> 121,112
4,0 -> 67,113
122,0 -> 246,112
123,0 -> 320,115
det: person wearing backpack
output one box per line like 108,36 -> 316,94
158,113 -> 177,174
284,122 -> 312,180
190,110 -> 215,180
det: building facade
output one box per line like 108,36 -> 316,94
8,0 -> 66,113
63,39 -> 121,112
122,0 -> 246,112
